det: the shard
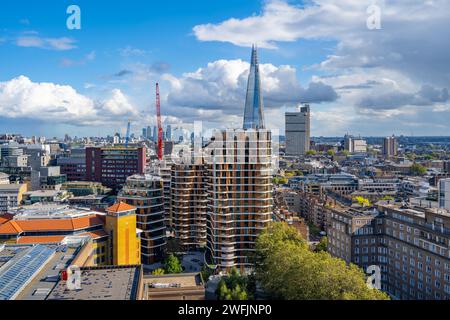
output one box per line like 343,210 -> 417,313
243,45 -> 265,130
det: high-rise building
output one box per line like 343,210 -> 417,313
383,136 -> 398,158
243,45 -> 265,130
142,128 -> 148,139
159,161 -> 173,229
205,129 -> 273,270
166,125 -> 172,141
85,146 -> 146,190
153,126 -> 158,143
439,178 -> 450,211
285,105 -> 311,157
104,202 -> 141,266
205,45 -> 273,270
171,163 -> 208,249
118,174 -> 166,264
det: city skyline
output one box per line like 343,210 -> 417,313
1,1 -> 450,138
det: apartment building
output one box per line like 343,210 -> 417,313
171,164 -> 208,249
327,202 -> 450,300
118,174 -> 166,264
205,129 -> 273,270
379,204 -> 450,300
383,136 -> 398,158
327,206 -> 382,268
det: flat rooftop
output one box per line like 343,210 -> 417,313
0,184 -> 24,191
0,240 -> 87,300
47,265 -> 142,300
0,244 -> 57,300
10,203 -> 102,220
144,273 -> 203,288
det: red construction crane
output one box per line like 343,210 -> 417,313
155,83 -> 163,161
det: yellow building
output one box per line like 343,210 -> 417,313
105,202 -> 141,265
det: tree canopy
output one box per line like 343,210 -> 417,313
151,268 -> 165,275
164,254 -> 183,274
353,196 -> 371,207
315,236 -> 328,252
411,163 -> 427,176
216,268 -> 251,300
254,222 -> 389,300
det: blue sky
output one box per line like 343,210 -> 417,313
1,0 -> 449,137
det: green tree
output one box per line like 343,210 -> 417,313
272,177 -> 279,184
353,196 -> 371,207
411,163 -> 427,176
327,150 -> 336,157
278,177 -> 288,184
342,150 -> 350,157
254,222 -> 389,300
315,236 -> 328,252
151,268 -> 165,275
215,268 -> 250,300
306,150 -> 317,156
285,171 -> 295,178
164,254 -> 183,274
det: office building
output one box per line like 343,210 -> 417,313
166,125 -> 172,141
85,146 -> 146,190
31,166 -> 67,191
285,105 -> 311,157
57,148 -> 86,181
118,174 -> 166,264
243,45 -> 265,130
142,128 -> 148,139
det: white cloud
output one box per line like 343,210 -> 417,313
0,76 -> 137,126
119,46 -> 148,57
192,0 -> 450,135
60,51 -> 96,67
164,58 -> 336,115
16,36 -> 77,51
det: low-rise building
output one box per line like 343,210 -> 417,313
144,273 -> 205,300
47,265 -> 144,300
22,190 -> 71,205
0,183 -> 27,212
